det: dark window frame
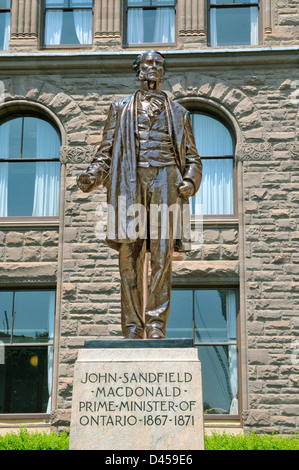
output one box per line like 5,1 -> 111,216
125,0 -> 177,47
0,287 -> 56,418
43,0 -> 94,48
208,0 -> 260,47
169,285 -> 241,420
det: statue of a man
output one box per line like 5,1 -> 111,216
77,51 -> 202,340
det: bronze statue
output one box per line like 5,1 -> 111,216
77,51 -> 202,340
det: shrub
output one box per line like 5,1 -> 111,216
205,431 -> 299,450
1,428 -> 299,450
0,427 -> 69,451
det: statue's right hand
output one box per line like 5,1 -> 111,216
77,173 -> 96,193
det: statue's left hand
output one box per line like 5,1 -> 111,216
77,172 -> 96,193
179,180 -> 194,198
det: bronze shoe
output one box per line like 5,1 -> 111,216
146,328 -> 165,339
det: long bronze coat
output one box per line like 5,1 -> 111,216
86,91 -> 203,252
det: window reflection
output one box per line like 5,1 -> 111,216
210,1 -> 259,47
197,345 -> 238,415
13,291 -> 56,343
166,289 -> 193,339
0,290 -> 56,415
0,346 -> 51,413
168,288 -> 238,415
0,290 -> 56,344
194,289 -> 237,343
0,291 -> 13,343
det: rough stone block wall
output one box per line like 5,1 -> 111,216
0,229 -> 59,286
265,0 -> 299,46
242,142 -> 299,433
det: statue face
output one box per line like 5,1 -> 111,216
139,51 -> 165,83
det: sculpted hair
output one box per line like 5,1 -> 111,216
133,50 -> 166,77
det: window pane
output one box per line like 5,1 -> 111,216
46,0 -> 67,6
5,161 -> 60,217
197,345 -> 238,414
70,0 -> 93,8
0,118 -> 22,159
22,117 -> 61,159
167,288 -> 239,416
0,346 -> 51,413
128,1 -> 176,5
45,9 -> 92,45
152,0 -> 176,5
210,1 -> 258,4
194,289 -> 237,343
166,289 -> 193,339
210,0 -> 230,4
193,158 -> 234,215
7,162 -> 36,216
128,0 -> 151,6
0,0 -> 11,9
192,114 -> 233,156
71,0 -> 93,6
0,12 -> 10,51
0,292 -> 13,344
127,7 -> 175,43
210,6 -> 258,46
12,291 -> 56,344
191,113 -> 234,216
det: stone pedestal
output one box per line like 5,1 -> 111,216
69,339 -> 204,450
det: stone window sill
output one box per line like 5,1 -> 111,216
197,217 -> 239,227
0,217 -> 60,230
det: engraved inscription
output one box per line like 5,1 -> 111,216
76,370 -> 198,428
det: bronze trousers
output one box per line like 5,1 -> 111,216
118,165 -> 182,339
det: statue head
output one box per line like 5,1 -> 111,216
133,50 -> 166,91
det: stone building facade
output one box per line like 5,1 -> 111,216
0,0 -> 298,437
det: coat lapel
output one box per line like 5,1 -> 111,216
164,94 -> 186,173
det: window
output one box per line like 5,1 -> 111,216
209,0 -> 259,47
191,113 -> 235,216
0,0 -> 11,51
44,0 -> 93,46
0,290 -> 56,414
0,115 -> 61,217
126,0 -> 176,45
167,288 -> 239,416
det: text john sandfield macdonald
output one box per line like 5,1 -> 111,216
77,371 -> 198,427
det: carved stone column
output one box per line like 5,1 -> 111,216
263,0 -> 272,35
177,0 -> 207,49
9,0 -> 40,51
93,0 -> 122,50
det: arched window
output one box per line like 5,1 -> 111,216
191,112 -> 235,217
0,115 -> 61,217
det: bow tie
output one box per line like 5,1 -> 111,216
139,91 -> 165,103
139,91 -> 165,117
